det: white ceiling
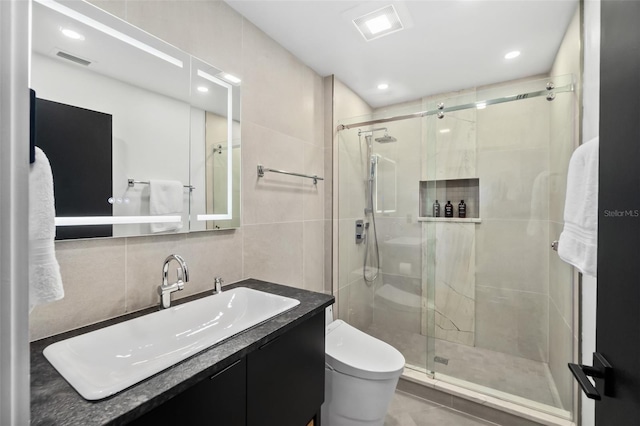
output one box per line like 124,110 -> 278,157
225,0 -> 579,108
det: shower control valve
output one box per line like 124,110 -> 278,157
355,220 -> 364,244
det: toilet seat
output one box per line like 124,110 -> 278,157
325,320 -> 405,380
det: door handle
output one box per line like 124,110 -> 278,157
568,352 -> 613,400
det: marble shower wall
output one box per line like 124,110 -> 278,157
474,94 -> 551,363
433,98 -> 478,181
432,222 -> 476,346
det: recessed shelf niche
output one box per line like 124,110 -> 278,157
419,178 -> 480,218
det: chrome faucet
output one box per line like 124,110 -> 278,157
213,276 -> 223,295
158,254 -> 189,309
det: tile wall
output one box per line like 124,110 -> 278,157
30,0 -> 328,340
474,93 -> 551,363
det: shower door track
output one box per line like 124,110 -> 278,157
336,82 -> 574,131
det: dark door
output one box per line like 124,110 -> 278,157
35,98 -> 113,239
595,0 -> 640,423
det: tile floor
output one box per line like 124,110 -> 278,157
385,391 -> 498,426
367,325 -> 563,409
433,339 -> 562,408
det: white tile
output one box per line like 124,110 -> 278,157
303,220 -> 325,293
475,286 -> 548,362
303,143 -> 325,221
475,219 -> 549,294
241,20 -> 321,143
179,230 -> 243,297
241,122 -> 304,225
30,238 -> 126,340
242,222 -> 303,288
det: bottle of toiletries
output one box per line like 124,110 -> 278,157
458,200 -> 466,218
433,200 -> 441,217
444,201 -> 453,218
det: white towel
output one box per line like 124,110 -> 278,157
149,179 -> 184,233
558,137 -> 599,277
29,147 -> 64,311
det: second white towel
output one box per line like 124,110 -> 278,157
149,179 -> 184,233
558,137 -> 599,277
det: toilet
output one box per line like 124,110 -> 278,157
322,306 -> 405,426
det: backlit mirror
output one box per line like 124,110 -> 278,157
31,0 -> 241,239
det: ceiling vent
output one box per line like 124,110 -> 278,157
353,4 -> 404,42
56,50 -> 91,66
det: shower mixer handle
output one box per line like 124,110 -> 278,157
355,220 -> 364,244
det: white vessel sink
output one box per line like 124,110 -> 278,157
43,287 -> 300,400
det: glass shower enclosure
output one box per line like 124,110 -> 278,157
336,75 -> 577,420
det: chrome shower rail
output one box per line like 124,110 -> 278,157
336,82 -> 574,131
257,164 -> 324,184
127,179 -> 195,191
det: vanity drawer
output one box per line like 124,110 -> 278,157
129,358 -> 246,426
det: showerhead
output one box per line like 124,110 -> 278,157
374,133 -> 397,143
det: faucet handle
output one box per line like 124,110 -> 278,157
213,277 -> 223,294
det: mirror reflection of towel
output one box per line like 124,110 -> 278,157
558,137 -> 598,277
149,179 -> 183,233
29,147 -> 64,311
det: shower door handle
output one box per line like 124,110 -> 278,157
568,352 -> 614,400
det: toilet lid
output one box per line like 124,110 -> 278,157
325,320 -> 405,380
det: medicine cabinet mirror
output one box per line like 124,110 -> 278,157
31,0 -> 241,240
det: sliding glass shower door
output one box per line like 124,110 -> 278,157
336,74 -> 577,420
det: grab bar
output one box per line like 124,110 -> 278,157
128,179 -> 195,191
257,164 -> 324,185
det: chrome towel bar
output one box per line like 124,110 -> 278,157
128,179 -> 195,191
257,164 -> 324,185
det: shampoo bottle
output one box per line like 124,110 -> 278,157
458,200 -> 466,218
433,200 -> 441,217
444,201 -> 453,218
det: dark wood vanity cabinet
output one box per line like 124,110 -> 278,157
130,358 -> 247,426
130,311 -> 325,426
247,311 -> 325,426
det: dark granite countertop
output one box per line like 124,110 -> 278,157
31,279 -> 334,425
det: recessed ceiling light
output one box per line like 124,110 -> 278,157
366,15 -> 392,35
504,50 -> 521,60
439,129 -> 451,134
476,102 -> 487,110
197,86 -> 209,93
353,5 -> 404,42
378,83 -> 389,90
60,27 -> 85,41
